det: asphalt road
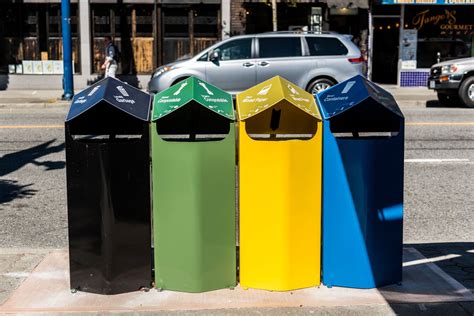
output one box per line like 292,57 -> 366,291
0,103 -> 473,249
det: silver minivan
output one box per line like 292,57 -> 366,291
148,32 -> 364,95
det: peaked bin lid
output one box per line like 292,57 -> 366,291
152,76 -> 234,121
65,77 -> 152,122
236,76 -> 321,121
316,75 -> 404,120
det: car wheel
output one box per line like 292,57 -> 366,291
437,92 -> 459,106
458,76 -> 474,108
308,78 -> 336,95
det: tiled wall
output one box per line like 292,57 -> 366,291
400,71 -> 430,87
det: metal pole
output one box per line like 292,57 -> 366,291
368,9 -> 373,80
62,0 -> 74,100
272,0 -> 277,32
397,4 -> 405,87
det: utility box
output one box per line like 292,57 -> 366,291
65,77 -> 152,294
237,76 -> 322,291
151,76 -> 236,293
317,75 -> 404,289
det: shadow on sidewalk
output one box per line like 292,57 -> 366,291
0,139 -> 65,178
0,139 -> 65,203
0,74 -> 9,90
426,100 -> 467,109
379,243 -> 474,315
409,242 -> 474,293
0,179 -> 37,204
379,242 -> 474,315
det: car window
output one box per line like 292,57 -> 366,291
306,37 -> 348,56
258,37 -> 302,58
198,52 -> 208,61
215,38 -> 252,61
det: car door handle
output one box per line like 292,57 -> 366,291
258,61 -> 269,66
242,62 -> 254,67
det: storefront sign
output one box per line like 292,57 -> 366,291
409,8 -> 474,34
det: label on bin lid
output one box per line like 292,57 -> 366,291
316,75 -> 403,120
236,76 -> 321,121
66,78 -> 108,122
66,77 -> 152,122
152,77 -> 234,121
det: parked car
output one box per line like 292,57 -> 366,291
148,32 -> 364,95
428,57 -> 474,108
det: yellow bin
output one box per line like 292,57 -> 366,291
237,76 -> 322,291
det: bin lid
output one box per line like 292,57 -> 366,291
236,76 -> 321,121
65,77 -> 152,122
152,77 -> 234,121
316,75 -> 404,120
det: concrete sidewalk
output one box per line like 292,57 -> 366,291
1,247 -> 473,315
0,90 -> 70,108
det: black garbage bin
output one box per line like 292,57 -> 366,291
65,77 -> 152,294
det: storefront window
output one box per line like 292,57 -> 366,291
93,7 -> 112,37
194,5 -> 219,37
405,5 -> 474,68
0,3 -> 80,75
91,4 -> 155,75
163,5 -> 220,65
136,7 -> 153,37
164,7 -> 189,37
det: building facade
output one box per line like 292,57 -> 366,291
371,0 -> 474,86
0,0 -> 370,90
0,0 -> 228,90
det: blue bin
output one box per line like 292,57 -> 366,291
316,75 -> 404,289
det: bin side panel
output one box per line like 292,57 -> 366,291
322,122 -> 374,288
369,128 -> 404,286
66,129 -> 152,294
152,124 -> 236,292
322,123 -> 403,288
239,122 -> 322,291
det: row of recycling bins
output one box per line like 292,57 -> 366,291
65,74 -> 404,294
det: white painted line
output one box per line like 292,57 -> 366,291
3,272 -> 30,278
405,158 -> 470,163
403,254 -> 461,267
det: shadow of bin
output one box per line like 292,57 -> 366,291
237,76 -> 322,291
65,77 -> 152,294
151,77 -> 236,292
316,75 -> 404,289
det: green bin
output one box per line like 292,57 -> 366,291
151,77 -> 236,292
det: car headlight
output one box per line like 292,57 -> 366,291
152,66 -> 173,78
441,64 -> 458,74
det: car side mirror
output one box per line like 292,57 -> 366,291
210,50 -> 220,62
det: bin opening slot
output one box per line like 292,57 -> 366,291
270,109 -> 281,131
329,101 -> 401,138
72,134 -> 143,141
245,102 -> 318,141
156,102 -> 231,142
332,132 -> 398,138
